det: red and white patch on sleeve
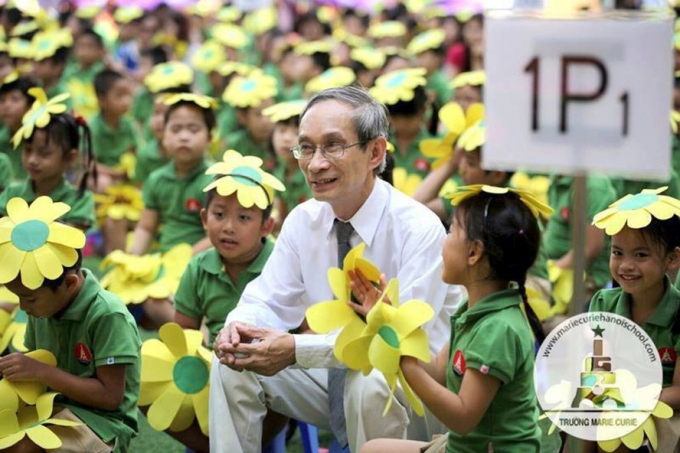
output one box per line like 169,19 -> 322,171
480,364 -> 490,374
452,349 -> 466,376
75,343 -> 92,365
659,347 -> 677,365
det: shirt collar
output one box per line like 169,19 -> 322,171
200,238 -> 275,280
58,269 -> 101,321
157,159 -> 210,180
25,178 -> 70,199
454,289 -> 523,325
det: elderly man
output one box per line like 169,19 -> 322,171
209,86 -> 461,452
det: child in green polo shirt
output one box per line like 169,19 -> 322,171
355,185 -> 551,453
0,196 -> 141,453
63,28 -> 106,119
90,68 -> 141,192
31,30 -> 72,104
0,87 -> 96,230
590,187 -> 680,450
0,73 -> 38,181
134,95 -> 170,184
407,29 -> 453,107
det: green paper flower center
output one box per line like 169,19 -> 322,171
15,309 -> 28,323
385,73 -> 406,88
618,193 -> 658,211
12,220 -> 49,252
162,66 -> 174,76
173,356 -> 209,394
378,325 -> 400,349
231,166 -> 261,186
241,80 -> 256,92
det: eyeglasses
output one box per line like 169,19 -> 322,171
290,140 -> 370,160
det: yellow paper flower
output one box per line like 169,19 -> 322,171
204,149 -> 285,209
75,5 -> 99,20
338,278 -> 433,417
457,119 -> 485,152
407,29 -> 445,56
0,392 -> 81,450
161,92 -> 218,110
217,61 -> 257,78
0,197 -> 86,290
31,30 -> 72,62
598,400 -> 673,452
510,172 -> 551,208
113,6 -> 143,24
0,307 -> 27,353
294,40 -> 334,56
369,68 -> 428,105
222,73 -> 278,109
216,6 -> 242,23
1,71 -> 18,87
94,184 -> 144,224
368,21 -> 407,39
547,260 -> 574,316
447,185 -> 555,219
262,100 -> 307,123
392,167 -> 423,197
350,47 -> 386,70
8,39 -> 33,60
212,23 -> 248,50
420,102 -> 484,168
10,21 -> 39,38
422,7 -> 448,20
306,243 -> 382,363
337,30 -> 369,49
65,78 -> 97,119
100,245 -> 192,305
671,110 -> 680,134
593,187 -> 680,236
144,62 -> 194,94
139,323 -> 212,435
243,7 -> 277,36
0,350 -> 56,412
12,88 -> 70,148
191,40 -> 226,73
450,70 -> 486,89
305,67 -> 356,94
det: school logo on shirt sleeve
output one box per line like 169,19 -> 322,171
185,198 -> 202,212
75,343 -> 93,365
452,349 -> 466,376
659,347 -> 677,366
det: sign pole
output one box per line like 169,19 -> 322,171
569,174 -> 587,318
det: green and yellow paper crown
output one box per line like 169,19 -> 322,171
593,187 -> 680,235
420,102 -> 484,168
31,29 -> 72,62
114,6 -> 143,24
369,68 -> 428,105
203,150 -> 285,209
294,40 -> 334,56
0,196 -> 86,290
216,5 -> 242,23
450,70 -> 486,89
8,38 -> 34,60
262,99 -> 307,123
218,62 -> 257,78
222,73 -> 278,109
368,21 -> 407,39
457,118 -> 485,152
242,6 -> 277,36
407,29 -> 445,55
161,92 -> 218,110
191,40 -> 226,73
211,23 -> 248,50
10,21 -> 39,38
350,47 -> 386,70
144,62 -> 194,94
12,87 -> 70,148
305,67 -> 356,94
448,185 -> 554,219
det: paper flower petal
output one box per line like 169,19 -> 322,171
26,424 -> 61,449
159,323 -> 188,358
168,394 -> 195,432
147,385 -> 185,431
193,385 -> 210,435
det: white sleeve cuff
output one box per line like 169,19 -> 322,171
293,332 -> 341,369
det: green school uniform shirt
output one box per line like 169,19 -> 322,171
446,289 -> 541,453
672,135 -> 680,176
174,239 -> 275,346
90,113 -> 143,167
0,179 -> 95,228
217,102 -> 238,140
142,159 -> 213,252
223,129 -> 270,164
0,152 -> 13,191
276,82 -> 304,103
590,279 -> 680,387
390,128 -> 435,178
427,70 -> 453,107
132,87 -> 155,143
0,126 -> 26,181
273,161 -> 311,210
543,174 -> 617,288
134,139 -> 169,184
24,269 -> 141,452
610,169 -> 680,199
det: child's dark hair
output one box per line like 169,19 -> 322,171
164,100 -> 216,131
310,51 -> 331,73
94,68 -> 124,97
455,191 -> 545,344
342,8 -> 370,29
78,27 -> 105,48
140,46 -> 168,66
25,113 -> 97,196
387,84 -> 430,120
0,75 -> 39,101
43,248 -> 83,291
205,184 -> 273,222
43,46 -> 70,68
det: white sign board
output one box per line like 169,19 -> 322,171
484,10 -> 674,179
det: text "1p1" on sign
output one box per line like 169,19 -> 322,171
484,10 -> 673,179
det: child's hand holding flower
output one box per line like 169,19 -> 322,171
347,269 -> 388,318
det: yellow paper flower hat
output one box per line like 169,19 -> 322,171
448,185 -> 555,219
12,87 -> 70,148
217,62 -> 257,78
222,73 -> 278,109
216,6 -> 242,23
191,40 -> 226,73
294,40 -> 334,56
369,68 -> 428,105
204,150 -> 285,209
31,29 -> 72,62
593,187 -> 680,235
243,6 -> 277,36
211,23 -> 248,50
305,67 -> 356,94
450,70 -> 486,89
8,39 -> 34,60
161,92 -> 218,110
368,21 -> 407,39
262,100 -> 307,123
144,62 -> 194,94
457,119 -> 485,152
113,6 -> 143,24
0,197 -> 86,290
407,29 -> 445,56
350,47 -> 386,70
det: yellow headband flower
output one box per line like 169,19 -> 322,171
593,187 -> 680,236
350,47 -> 386,70
75,5 -> 99,20
368,21 -> 407,39
457,119 -> 485,152
204,149 -> 285,209
294,40 -> 334,56
407,29 -> 445,55
305,67 -> 356,94
243,6 -> 277,36
447,185 -> 555,219
10,21 -> 39,38
8,39 -> 33,60
671,110 -> 680,134
144,62 -> 194,94
216,6 -> 242,23
212,23 -> 248,50
262,100 -> 307,123
222,73 -> 278,109
31,30 -> 72,62
161,92 -> 218,110
420,102 -> 485,168
337,30 -> 369,49
191,40 -> 226,73
12,87 -> 70,148
369,68 -> 428,105
217,61 -> 257,78
450,70 -> 486,89
1,71 -> 19,87
114,6 -> 143,24
0,197 -> 86,290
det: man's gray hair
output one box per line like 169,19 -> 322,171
301,86 -> 389,174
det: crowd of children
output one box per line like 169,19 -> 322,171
0,0 -> 678,452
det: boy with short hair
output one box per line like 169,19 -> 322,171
0,196 -> 141,453
31,31 -> 71,102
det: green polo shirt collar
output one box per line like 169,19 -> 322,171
156,159 -> 210,181
617,276 -> 680,328
200,238 -> 274,282
57,269 -> 100,321
23,178 -> 72,200
455,288 -> 522,325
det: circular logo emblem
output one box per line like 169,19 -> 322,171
535,312 -> 662,442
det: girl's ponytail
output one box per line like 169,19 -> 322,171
74,115 -> 97,196
516,276 -> 545,345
